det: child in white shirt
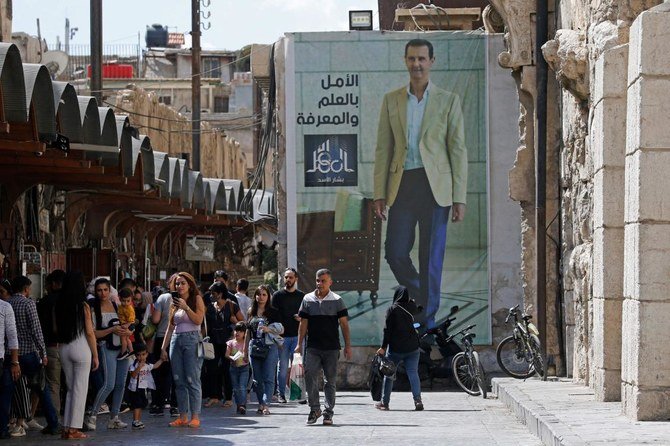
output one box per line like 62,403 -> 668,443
128,344 -> 164,429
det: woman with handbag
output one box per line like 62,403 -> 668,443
160,272 -> 206,428
56,272 -> 99,439
245,285 -> 283,415
203,282 -> 243,408
375,286 -> 424,411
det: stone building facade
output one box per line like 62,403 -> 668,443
488,0 -> 670,420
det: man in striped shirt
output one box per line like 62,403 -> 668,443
8,276 -> 59,435
296,269 -> 352,426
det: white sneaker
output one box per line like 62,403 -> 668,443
25,419 -> 44,430
98,403 -> 110,415
107,416 -> 128,429
9,425 -> 26,437
84,414 -> 97,431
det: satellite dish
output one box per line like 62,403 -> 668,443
41,51 -> 69,78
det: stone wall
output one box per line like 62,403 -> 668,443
108,85 -> 247,181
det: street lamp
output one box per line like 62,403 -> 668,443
349,10 -> 373,31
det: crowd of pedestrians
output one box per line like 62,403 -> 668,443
0,265 -> 369,439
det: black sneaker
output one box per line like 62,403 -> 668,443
298,399 -> 307,404
117,351 -> 133,361
375,402 -> 389,411
131,420 -> 145,430
414,400 -> 424,411
169,407 -> 179,417
322,412 -> 333,425
306,409 -> 322,425
277,395 -> 287,404
149,406 -> 164,417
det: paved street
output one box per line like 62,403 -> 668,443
10,390 -> 540,446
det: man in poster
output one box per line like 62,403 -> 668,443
373,39 -> 468,329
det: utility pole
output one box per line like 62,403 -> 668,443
90,0 -> 103,104
191,0 -> 201,171
65,18 -> 70,54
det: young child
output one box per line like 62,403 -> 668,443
117,287 -> 136,360
128,344 -> 164,429
226,322 -> 250,415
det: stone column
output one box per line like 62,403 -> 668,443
591,44 -> 628,402
622,3 -> 670,420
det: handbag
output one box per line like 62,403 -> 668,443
200,317 -> 216,360
141,303 -> 157,339
250,338 -> 270,360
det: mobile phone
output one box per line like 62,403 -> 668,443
171,291 -> 179,305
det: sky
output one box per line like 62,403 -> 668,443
13,0 -> 379,51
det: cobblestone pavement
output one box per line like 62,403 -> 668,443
12,390 -> 541,446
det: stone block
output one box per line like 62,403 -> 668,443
626,77 -> 670,153
591,297 -> 622,370
593,367 -> 622,402
625,150 -> 670,222
623,382 -> 670,421
620,298 -> 638,382
628,7 -> 670,82
592,227 -> 624,299
591,99 -> 627,172
594,44 -> 629,104
623,223 -> 670,301
593,168 -> 625,229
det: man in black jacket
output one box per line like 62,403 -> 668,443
375,286 -> 423,411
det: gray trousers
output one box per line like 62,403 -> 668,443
304,348 -> 339,415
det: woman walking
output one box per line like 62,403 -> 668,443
56,272 -> 99,439
375,286 -> 423,411
246,285 -> 283,415
160,272 -> 205,428
85,278 -> 133,430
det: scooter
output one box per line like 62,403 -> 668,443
394,305 -> 462,390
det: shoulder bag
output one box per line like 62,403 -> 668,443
199,316 -> 216,360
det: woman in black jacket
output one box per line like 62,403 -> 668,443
375,286 -> 423,411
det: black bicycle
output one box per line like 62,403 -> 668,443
450,324 -> 487,398
496,304 -> 544,379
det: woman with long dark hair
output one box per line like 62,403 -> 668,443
160,272 -> 205,428
56,272 -> 99,439
246,285 -> 283,415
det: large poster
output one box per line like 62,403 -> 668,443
289,31 -> 489,346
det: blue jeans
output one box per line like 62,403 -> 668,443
229,365 -> 249,406
386,169 -> 450,329
250,343 -> 278,406
170,331 -> 203,416
382,348 -> 421,405
92,345 -> 130,417
20,352 -> 59,428
276,336 -> 299,398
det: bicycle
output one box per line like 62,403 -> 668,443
496,304 -> 544,379
450,324 -> 487,398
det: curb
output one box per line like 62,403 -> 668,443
492,378 -> 587,446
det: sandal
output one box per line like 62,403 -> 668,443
256,408 -> 264,415
188,419 -> 200,428
204,399 -> 219,408
68,430 -> 88,439
262,407 -> 271,415
222,400 -> 233,408
168,418 -> 189,427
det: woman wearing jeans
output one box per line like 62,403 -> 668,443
375,286 -> 424,411
85,278 -> 133,430
246,285 -> 283,415
160,272 -> 205,428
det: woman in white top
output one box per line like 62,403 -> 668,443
160,272 -> 205,428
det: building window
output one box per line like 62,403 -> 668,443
158,96 -> 172,105
202,57 -> 221,78
214,96 -> 229,113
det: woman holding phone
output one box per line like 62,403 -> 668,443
160,272 -> 205,428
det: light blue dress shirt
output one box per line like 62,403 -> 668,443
404,82 -> 432,171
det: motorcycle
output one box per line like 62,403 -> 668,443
394,305 -> 462,390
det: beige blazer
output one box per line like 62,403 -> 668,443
373,84 -> 468,208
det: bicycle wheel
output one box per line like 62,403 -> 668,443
496,335 -> 534,379
472,351 -> 487,399
529,334 -> 545,378
451,352 -> 481,396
